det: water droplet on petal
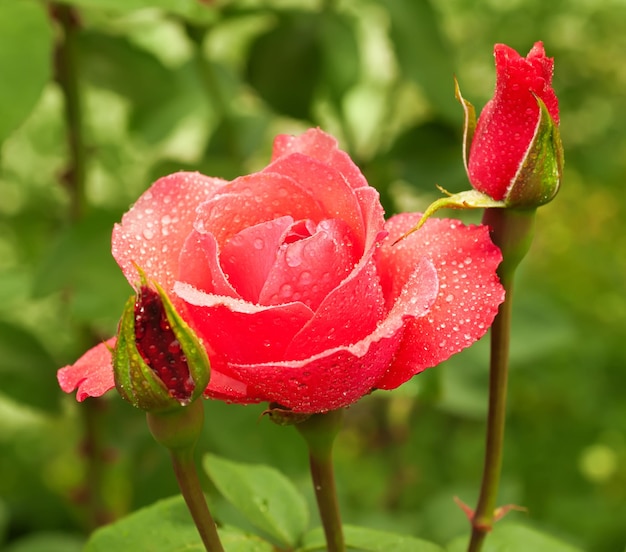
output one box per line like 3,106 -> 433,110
142,229 -> 154,240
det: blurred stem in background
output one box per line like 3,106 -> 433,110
467,208 -> 535,552
52,2 -> 113,529
52,3 -> 87,220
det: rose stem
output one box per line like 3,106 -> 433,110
147,401 -> 225,552
52,3 -> 88,220
296,410 -> 346,552
53,3 -> 111,528
467,207 -> 535,552
170,448 -> 224,552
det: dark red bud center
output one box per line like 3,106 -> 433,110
135,286 -> 194,401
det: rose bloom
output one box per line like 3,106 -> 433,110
467,41 -> 560,202
58,129 -> 504,413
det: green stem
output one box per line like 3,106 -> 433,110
82,397 -> 113,528
296,410 -> 345,552
52,3 -> 87,220
467,208 -> 535,552
171,447 -> 225,552
147,401 -> 224,552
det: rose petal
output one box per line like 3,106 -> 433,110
264,154 -> 365,246
57,339 -> 116,401
284,253 -> 385,360
220,216 -> 295,303
218,258 -> 439,412
259,218 -> 360,311
178,230 -> 240,298
112,172 -> 226,294
375,213 -> 505,389
271,128 -> 369,191
195,173 -> 325,245
174,282 -> 315,364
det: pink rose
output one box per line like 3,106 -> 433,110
58,128 -> 504,413
467,42 -> 561,204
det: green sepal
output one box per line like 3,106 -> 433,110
114,295 -> 172,412
262,403 -> 312,426
393,188 -> 505,245
454,77 -> 477,175
113,273 -> 210,413
155,279 -> 211,404
504,94 -> 564,207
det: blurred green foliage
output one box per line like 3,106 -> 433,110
0,0 -> 625,550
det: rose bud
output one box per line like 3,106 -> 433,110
466,41 -> 563,207
113,279 -> 210,413
394,42 -> 564,242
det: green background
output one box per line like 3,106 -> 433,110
0,0 -> 624,550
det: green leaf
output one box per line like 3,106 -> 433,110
301,525 -> 445,552
246,12 -> 322,120
203,453 -> 309,548
447,523 -> 583,552
3,533 -> 84,552
85,494 -> 273,552
0,320 -> 60,413
0,0 -> 53,144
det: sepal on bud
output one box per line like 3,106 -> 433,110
113,273 -> 210,413
503,95 -> 563,207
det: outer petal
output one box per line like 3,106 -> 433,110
217,257 -> 439,413
284,251 -> 385,360
271,128 -> 369,191
174,282 -> 315,365
112,172 -> 226,294
57,338 -> 116,401
375,213 -> 504,389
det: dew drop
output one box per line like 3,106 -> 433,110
285,249 -> 303,267
445,294 -> 454,303
254,238 -> 264,250
299,271 -> 312,285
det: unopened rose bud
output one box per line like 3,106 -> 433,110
466,42 -> 563,207
113,279 -> 210,413
394,42 -> 564,243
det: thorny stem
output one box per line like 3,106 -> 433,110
467,208 -> 535,552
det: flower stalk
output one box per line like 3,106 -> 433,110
467,207 -> 535,552
147,401 -> 225,552
296,409 -> 346,552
